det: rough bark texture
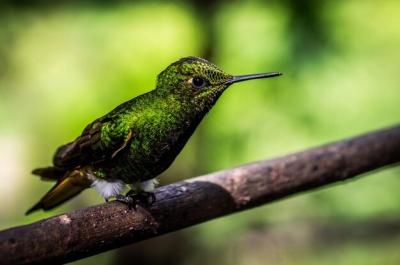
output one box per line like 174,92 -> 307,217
1,125 -> 400,265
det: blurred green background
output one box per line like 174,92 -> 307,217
1,0 -> 400,264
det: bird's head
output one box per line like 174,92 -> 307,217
156,56 -> 281,104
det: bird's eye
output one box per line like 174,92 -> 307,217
189,77 -> 207,89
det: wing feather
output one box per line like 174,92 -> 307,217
53,100 -> 134,169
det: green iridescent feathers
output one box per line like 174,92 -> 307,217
156,56 -> 232,92
52,57 -> 232,178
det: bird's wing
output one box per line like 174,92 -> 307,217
53,101 -> 133,169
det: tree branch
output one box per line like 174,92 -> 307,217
1,125 -> 400,265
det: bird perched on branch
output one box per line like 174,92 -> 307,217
26,56 -> 281,214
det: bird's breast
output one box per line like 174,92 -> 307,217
113,108 -> 202,182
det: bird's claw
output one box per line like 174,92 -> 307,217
116,191 -> 156,210
115,194 -> 136,209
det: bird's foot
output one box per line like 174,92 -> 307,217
116,190 -> 156,210
128,190 -> 156,205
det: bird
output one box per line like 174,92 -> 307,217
26,56 -> 281,215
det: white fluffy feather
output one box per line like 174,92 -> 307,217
139,178 -> 159,193
91,178 -> 125,199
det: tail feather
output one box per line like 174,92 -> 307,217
32,166 -> 66,181
26,169 -> 91,215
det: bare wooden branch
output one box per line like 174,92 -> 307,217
1,125 -> 400,265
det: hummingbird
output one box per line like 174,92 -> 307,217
26,56 -> 281,214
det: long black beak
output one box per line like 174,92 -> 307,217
224,72 -> 282,85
